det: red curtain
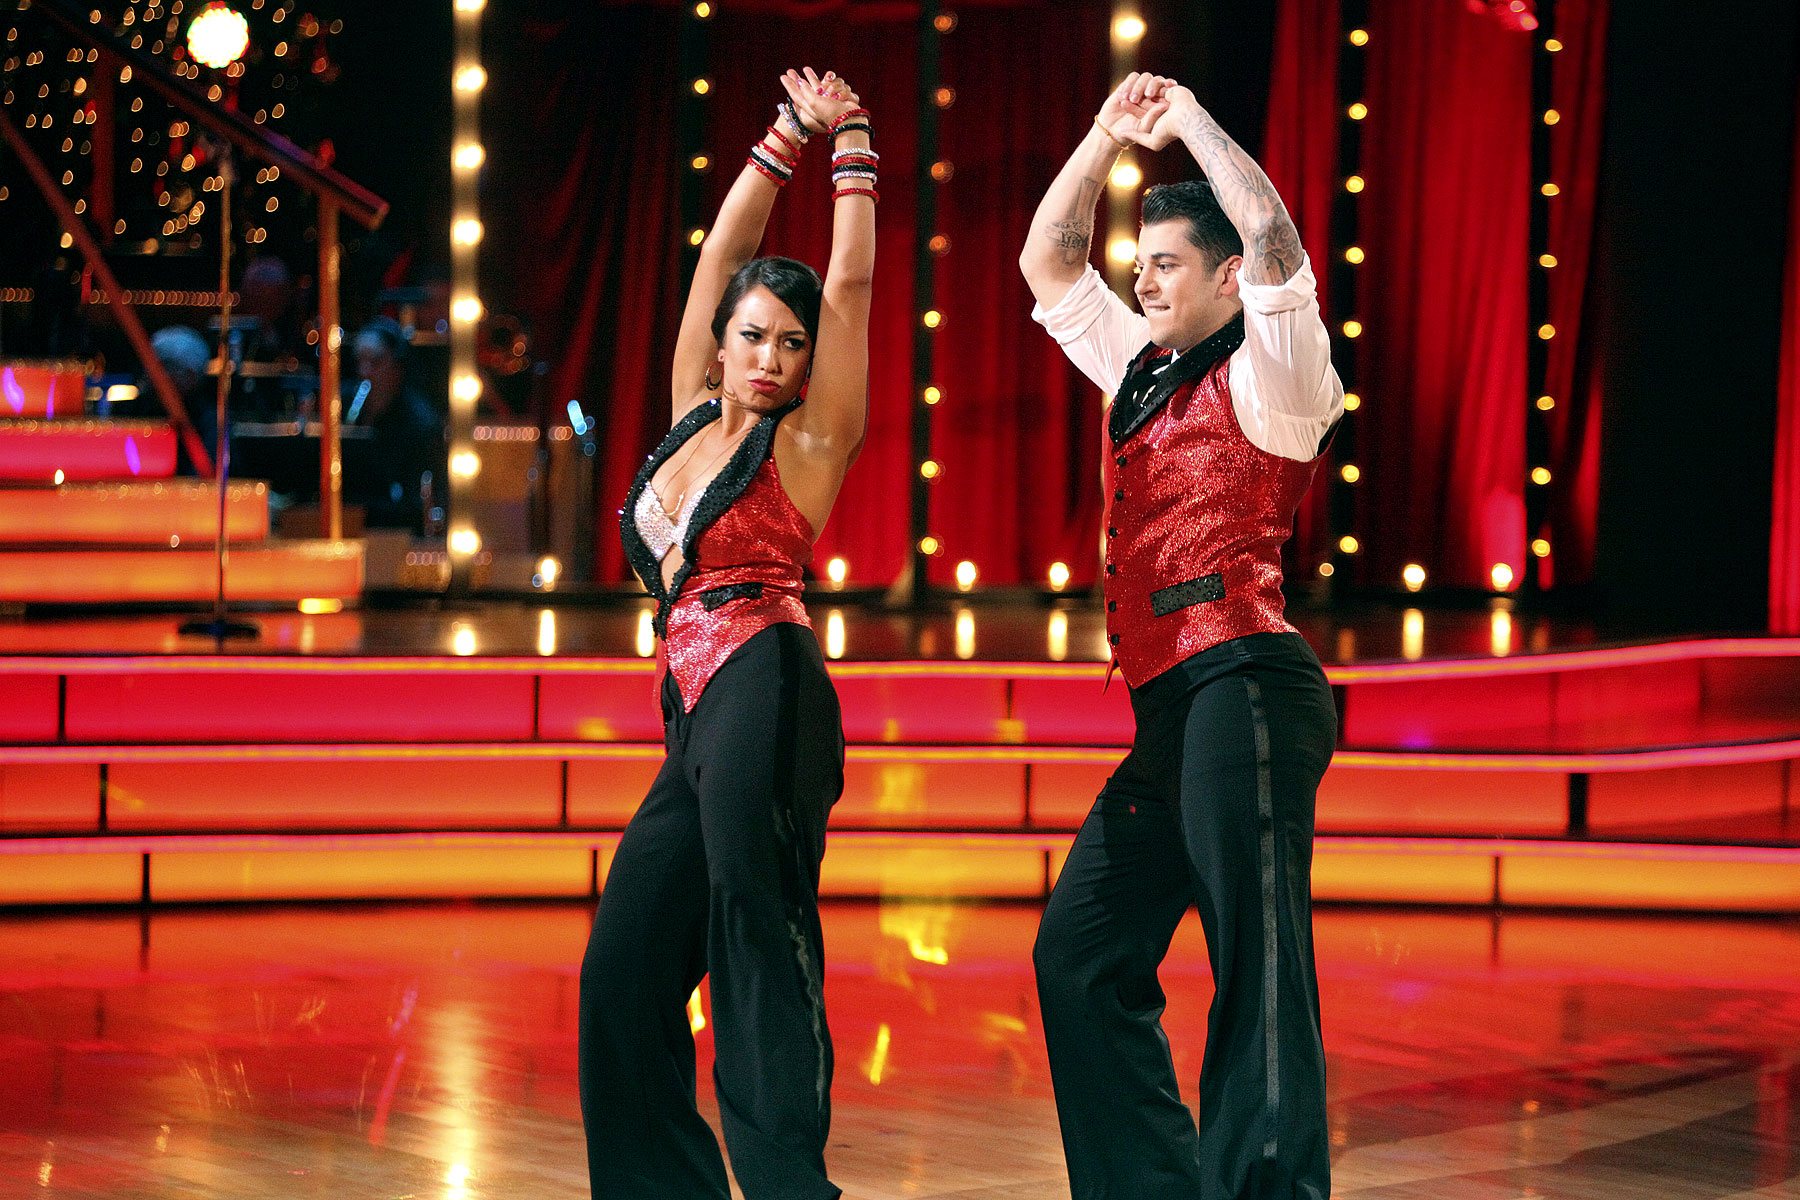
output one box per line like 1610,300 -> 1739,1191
1541,0 -> 1609,589
926,3 -> 1112,588
1354,0 -> 1531,589
704,7 -> 926,588
481,3 -> 684,583
1263,0 -> 1341,575
1773,70 -> 1800,634
488,0 -> 1114,587
715,2 -> 1115,590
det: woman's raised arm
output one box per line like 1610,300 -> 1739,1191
668,84 -> 825,423
780,67 -> 873,462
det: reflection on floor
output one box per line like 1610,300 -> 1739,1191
3,901 -> 1797,1198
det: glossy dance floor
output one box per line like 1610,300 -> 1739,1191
4,902 -> 1798,1199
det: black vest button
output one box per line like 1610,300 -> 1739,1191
1108,633 -> 1120,646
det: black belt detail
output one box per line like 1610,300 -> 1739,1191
699,581 -> 764,611
1149,573 -> 1225,617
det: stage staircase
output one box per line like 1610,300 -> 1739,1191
0,633 -> 1795,912
0,360 -> 362,605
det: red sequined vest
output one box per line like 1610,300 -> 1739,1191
1103,332 -> 1324,687
621,399 -> 813,711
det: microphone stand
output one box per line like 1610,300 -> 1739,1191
181,139 -> 258,641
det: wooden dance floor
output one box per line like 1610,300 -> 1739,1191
3,900 -> 1797,1199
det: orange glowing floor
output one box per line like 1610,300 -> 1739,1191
2,901 -> 1796,1199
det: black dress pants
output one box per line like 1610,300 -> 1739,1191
1033,632 -> 1337,1200
579,623 -> 844,1200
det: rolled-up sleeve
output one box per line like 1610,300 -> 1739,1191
1229,255 -> 1344,462
1031,265 -> 1151,396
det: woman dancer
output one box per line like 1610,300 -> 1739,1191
579,68 -> 875,1200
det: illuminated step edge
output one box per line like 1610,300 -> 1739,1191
0,541 -> 363,603
3,636 -> 1798,680
0,481 -> 270,545
0,419 -> 178,482
1,831 -> 1797,912
1,739 -> 1796,772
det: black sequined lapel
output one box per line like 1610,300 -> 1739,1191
618,400 -> 721,605
1108,314 -> 1247,447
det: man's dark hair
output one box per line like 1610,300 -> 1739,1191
1141,180 -> 1244,270
711,256 -> 823,345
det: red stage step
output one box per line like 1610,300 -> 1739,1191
0,480 -> 270,545
0,418 -> 178,483
0,541 -> 363,604
0,638 -> 1794,911
0,361 -> 86,420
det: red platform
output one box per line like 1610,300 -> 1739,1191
0,606 -> 1794,912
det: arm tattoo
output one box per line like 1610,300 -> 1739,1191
1042,176 -> 1104,267
1178,108 -> 1303,285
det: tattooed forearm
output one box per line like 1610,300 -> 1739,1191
1042,176 -> 1104,266
1177,107 -> 1302,285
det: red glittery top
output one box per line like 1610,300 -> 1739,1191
1103,348 -> 1323,687
619,399 -> 815,713
662,454 -> 813,710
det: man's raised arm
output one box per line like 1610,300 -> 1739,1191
1140,80 -> 1303,287
1018,73 -> 1168,310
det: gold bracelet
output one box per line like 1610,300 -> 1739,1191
1094,115 -> 1130,149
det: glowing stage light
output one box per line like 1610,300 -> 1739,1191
186,3 -> 250,69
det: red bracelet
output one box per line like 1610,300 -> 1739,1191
829,107 -> 873,133
760,140 -> 799,170
833,186 -> 878,202
766,124 -> 802,159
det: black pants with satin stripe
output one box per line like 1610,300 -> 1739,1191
579,623 -> 844,1200
1034,632 -> 1336,1200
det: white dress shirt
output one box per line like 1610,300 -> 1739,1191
1031,254 -> 1344,462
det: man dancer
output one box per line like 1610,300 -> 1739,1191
1019,72 -> 1343,1199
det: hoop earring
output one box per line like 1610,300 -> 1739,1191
704,365 -> 721,391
